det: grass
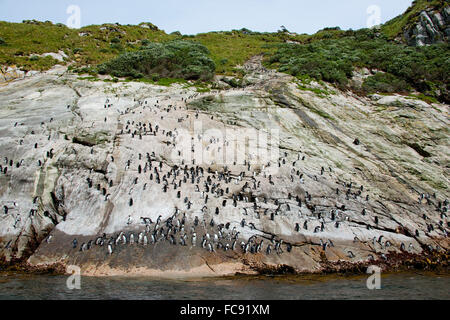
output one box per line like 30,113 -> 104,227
297,83 -> 331,97
409,93 -> 439,104
77,76 -> 100,81
0,20 -> 174,72
0,20 -> 352,77
188,30 -> 285,74
381,0 -> 446,39
310,107 -> 334,120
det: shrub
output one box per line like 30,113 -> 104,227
110,43 -> 123,51
266,37 -> 449,101
98,40 -> 216,81
362,72 -> 410,93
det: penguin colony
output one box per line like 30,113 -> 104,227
0,61 -> 448,266
65,93 -> 448,261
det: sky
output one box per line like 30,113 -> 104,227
0,0 -> 413,35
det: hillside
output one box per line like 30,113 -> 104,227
0,3 -> 448,276
382,0 -> 449,44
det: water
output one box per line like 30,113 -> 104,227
0,272 -> 448,300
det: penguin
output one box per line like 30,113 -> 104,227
347,251 -> 355,258
115,234 -> 122,246
108,244 -> 113,255
286,243 -> 292,253
180,235 -> 187,246
377,235 -> 384,244
72,239 -> 78,249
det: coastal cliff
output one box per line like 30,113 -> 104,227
0,57 -> 448,277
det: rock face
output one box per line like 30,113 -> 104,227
0,66 -> 41,84
0,58 -> 448,277
404,5 -> 450,46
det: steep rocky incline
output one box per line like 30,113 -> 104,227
403,4 -> 450,46
0,59 -> 448,277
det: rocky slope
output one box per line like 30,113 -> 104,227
403,4 -> 450,46
0,58 -> 448,277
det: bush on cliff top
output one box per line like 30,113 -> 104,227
266,29 -> 450,102
98,40 -> 216,81
362,72 -> 411,94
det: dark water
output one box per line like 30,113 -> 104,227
0,272 -> 448,300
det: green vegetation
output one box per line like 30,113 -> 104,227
266,29 -> 449,102
0,0 -> 448,101
190,30 -> 286,74
362,72 -> 410,94
381,0 -> 446,39
296,77 -> 333,97
98,40 -> 215,81
0,20 -> 173,71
